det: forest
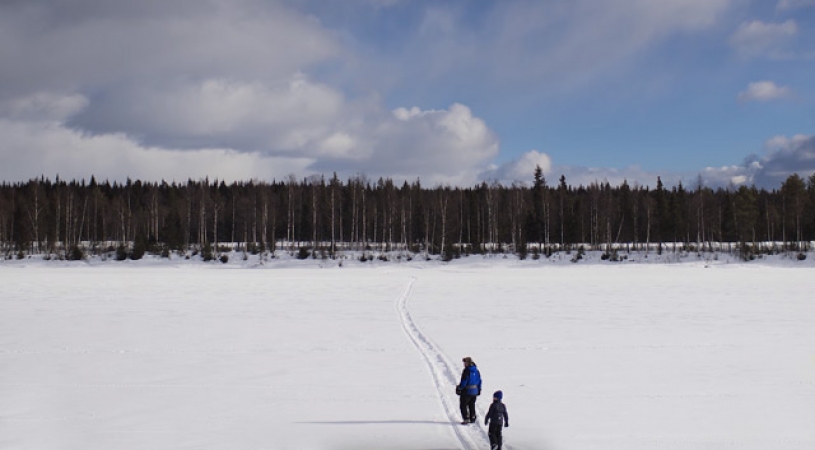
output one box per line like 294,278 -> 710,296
1,167 -> 814,261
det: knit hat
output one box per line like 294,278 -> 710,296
493,390 -> 503,400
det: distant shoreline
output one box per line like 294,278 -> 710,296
3,248 -> 814,269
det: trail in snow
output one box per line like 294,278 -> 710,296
396,277 -> 510,450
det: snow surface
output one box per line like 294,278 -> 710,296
1,257 -> 814,449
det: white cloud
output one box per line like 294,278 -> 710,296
0,0 -> 503,186
698,165 -> 754,187
776,0 -> 815,10
729,20 -> 797,59
0,118 -> 313,183
0,1 -> 341,100
488,135 -> 815,189
763,134 -> 812,151
480,150 -> 552,184
0,0 -> 354,180
730,174 -> 749,185
384,0 -> 736,91
753,134 -> 815,185
1,0 -> 805,191
71,75 -> 348,154
479,150 -> 683,189
737,80 -> 792,102
0,92 -> 500,185
555,165 -> 679,189
314,103 -> 501,185
698,134 -> 815,188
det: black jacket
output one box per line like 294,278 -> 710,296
485,400 -> 508,427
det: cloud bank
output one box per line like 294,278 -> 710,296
0,1 -> 501,185
485,136 -> 815,189
0,0 -> 811,191
698,135 -> 815,188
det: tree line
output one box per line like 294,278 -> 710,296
1,168 -> 814,261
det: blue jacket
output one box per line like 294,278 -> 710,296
459,365 -> 482,396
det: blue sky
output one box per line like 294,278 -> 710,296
0,0 -> 813,187
300,0 -> 815,178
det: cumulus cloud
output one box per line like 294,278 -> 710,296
479,150 -> 681,189
68,76 -> 348,153
737,81 -> 792,102
697,164 -> 759,188
555,166 -> 682,189
0,1 -> 503,185
0,0 -> 341,100
0,96 -> 500,186
753,134 -> 815,186
697,134 -> 815,188
0,0 -> 367,156
544,135 -> 815,190
763,134 -> 813,152
729,20 -> 798,59
0,0 -> 808,191
311,103 -> 500,185
480,150 -> 552,184
483,134 -> 815,190
0,118 -> 313,183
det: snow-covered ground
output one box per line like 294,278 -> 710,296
1,260 -> 814,450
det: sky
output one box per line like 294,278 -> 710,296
0,0 -> 813,188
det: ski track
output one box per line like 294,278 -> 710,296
396,277 -> 511,450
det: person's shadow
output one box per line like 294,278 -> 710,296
296,419 -> 456,426
295,420 -> 476,449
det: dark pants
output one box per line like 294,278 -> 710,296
488,422 -> 503,450
459,394 -> 476,421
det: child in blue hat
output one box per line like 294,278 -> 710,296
484,390 -> 509,450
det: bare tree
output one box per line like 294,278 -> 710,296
438,185 -> 450,258
24,180 -> 44,254
286,174 -> 297,252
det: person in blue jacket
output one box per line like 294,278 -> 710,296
456,356 -> 481,424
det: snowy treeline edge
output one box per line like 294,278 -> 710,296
2,169 -> 815,263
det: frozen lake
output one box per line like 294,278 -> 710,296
1,262 -> 814,449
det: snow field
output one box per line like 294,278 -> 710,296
410,265 -> 815,449
1,262 -> 814,449
0,268 -> 449,449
